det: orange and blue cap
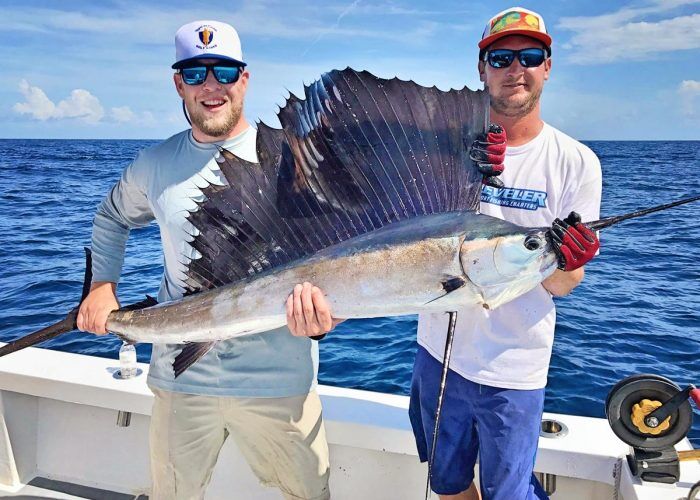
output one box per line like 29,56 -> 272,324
479,7 -> 552,54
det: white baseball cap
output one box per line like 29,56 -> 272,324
172,20 -> 246,69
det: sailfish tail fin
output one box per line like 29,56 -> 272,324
0,247 -> 94,358
0,249 -> 159,359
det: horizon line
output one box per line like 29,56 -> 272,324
1,137 -> 699,142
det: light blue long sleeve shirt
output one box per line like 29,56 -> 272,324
92,127 -> 318,397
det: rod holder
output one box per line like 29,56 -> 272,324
540,418 -> 569,439
116,410 -> 132,427
535,472 -> 557,496
535,418 -> 568,495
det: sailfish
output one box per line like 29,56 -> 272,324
1,68 -> 698,379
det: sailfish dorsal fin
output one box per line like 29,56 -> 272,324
183,68 -> 488,293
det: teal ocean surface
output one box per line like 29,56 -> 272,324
0,138 -> 698,446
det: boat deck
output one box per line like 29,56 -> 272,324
0,477 -> 147,499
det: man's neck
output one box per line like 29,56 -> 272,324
192,118 -> 250,144
490,106 -> 544,147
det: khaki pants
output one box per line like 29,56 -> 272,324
149,388 -> 330,500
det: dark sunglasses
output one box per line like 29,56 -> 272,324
178,64 -> 243,85
484,48 -> 547,69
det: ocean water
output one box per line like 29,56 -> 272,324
0,138 -> 698,448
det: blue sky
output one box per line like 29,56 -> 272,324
1,0 -> 698,140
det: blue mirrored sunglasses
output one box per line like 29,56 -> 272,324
484,48 -> 547,69
178,65 -> 243,85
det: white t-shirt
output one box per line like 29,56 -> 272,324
417,122 -> 602,390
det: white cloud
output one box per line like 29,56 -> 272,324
13,80 -> 56,120
680,79 -> 700,93
558,2 -> 700,64
679,79 -> 700,117
111,106 -> 136,123
13,80 -> 104,123
56,88 -> 104,123
111,106 -> 158,126
13,80 -> 110,124
141,111 -> 157,126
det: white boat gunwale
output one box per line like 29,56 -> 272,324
0,343 -> 697,499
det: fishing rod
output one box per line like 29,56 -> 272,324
425,311 -> 458,500
587,195 -> 700,231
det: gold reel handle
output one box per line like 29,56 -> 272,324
679,450 -> 700,462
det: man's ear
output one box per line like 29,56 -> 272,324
238,70 -> 250,94
173,73 -> 185,98
478,61 -> 486,83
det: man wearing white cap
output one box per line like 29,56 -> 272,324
77,20 -> 332,500
410,7 -> 602,500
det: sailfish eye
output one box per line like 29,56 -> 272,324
524,235 -> 542,251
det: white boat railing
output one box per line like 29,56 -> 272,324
0,343 -> 696,499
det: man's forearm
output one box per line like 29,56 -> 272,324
91,200 -> 130,284
542,267 -> 584,297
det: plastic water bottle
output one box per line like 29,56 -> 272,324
119,342 -> 137,379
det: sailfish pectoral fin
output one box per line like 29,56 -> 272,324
173,341 -> 217,378
442,276 -> 467,293
424,276 -> 468,305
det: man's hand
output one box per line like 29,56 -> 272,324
548,212 -> 599,272
77,282 -> 120,335
286,282 -> 342,340
469,124 -> 506,187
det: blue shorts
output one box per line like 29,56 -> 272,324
409,346 -> 549,500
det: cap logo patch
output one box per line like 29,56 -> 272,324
490,10 -> 540,35
195,25 -> 218,49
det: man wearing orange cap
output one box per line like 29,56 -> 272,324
410,7 -> 602,500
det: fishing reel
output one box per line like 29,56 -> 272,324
606,374 -> 700,485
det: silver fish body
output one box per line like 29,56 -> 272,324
107,211 -> 558,344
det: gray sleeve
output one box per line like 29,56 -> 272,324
91,156 -> 155,283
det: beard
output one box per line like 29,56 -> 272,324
187,99 -> 243,138
490,82 -> 543,118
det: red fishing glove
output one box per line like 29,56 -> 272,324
548,212 -> 600,271
470,124 -> 507,188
